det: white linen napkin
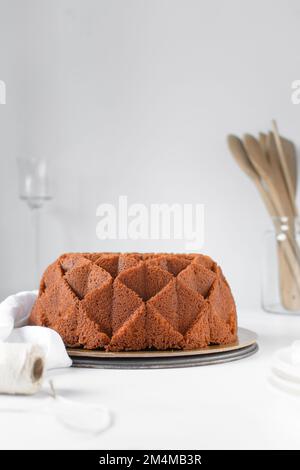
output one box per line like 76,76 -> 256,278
0,291 -> 72,370
0,293 -> 112,433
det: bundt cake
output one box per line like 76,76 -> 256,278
29,252 -> 237,351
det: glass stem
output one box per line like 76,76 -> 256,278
31,207 -> 41,287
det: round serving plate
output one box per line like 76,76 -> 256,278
67,327 -> 258,369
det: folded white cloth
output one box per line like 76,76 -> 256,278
0,291 -> 72,370
0,293 -> 113,432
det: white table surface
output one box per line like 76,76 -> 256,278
1,309 -> 300,450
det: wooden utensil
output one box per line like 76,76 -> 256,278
281,137 -> 297,198
266,132 -> 300,309
243,134 -> 296,218
272,120 -> 298,216
227,135 -> 276,216
228,133 -> 300,309
259,132 -> 268,163
266,132 -> 295,216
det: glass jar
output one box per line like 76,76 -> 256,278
262,217 -> 300,314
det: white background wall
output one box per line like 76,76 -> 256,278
1,0 -> 300,308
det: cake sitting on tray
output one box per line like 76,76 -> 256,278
29,252 -> 237,351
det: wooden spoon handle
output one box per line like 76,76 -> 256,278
272,120 -> 298,216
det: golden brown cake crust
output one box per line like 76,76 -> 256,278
29,252 -> 237,351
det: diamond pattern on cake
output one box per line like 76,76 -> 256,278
208,267 -> 237,344
184,301 -> 210,349
81,282 -> 112,336
77,304 -> 110,349
94,253 -> 119,278
111,278 -> 143,334
109,304 -> 147,351
146,303 -> 184,350
40,260 -> 64,294
60,253 -> 90,272
177,262 -> 216,297
176,280 -> 205,335
30,278 -> 80,346
64,263 -> 92,299
147,278 -> 178,330
30,253 -> 237,351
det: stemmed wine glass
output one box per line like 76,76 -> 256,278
17,157 -> 52,286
